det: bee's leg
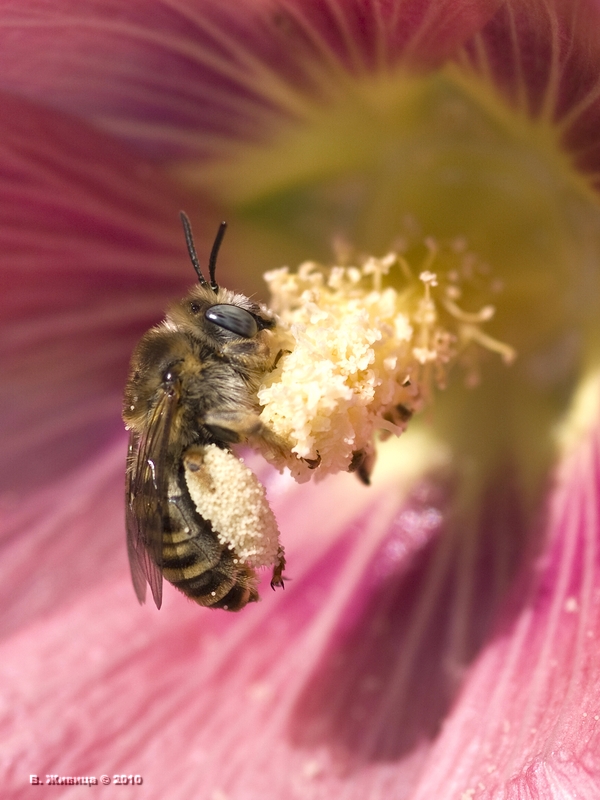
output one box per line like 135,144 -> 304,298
271,348 -> 291,370
219,338 -> 273,368
348,445 -> 376,486
383,403 -> 413,425
303,453 -> 321,469
270,545 -> 286,591
204,410 -> 290,460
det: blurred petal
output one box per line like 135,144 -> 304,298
411,397 -> 600,798
0,1 -> 599,798
0,92 -> 219,630
0,432 -> 537,799
0,91 -> 215,495
452,0 -> 600,193
0,0 -> 500,159
0,441 -> 124,639
0,469 -> 380,798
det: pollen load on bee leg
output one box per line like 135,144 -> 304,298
182,444 -> 285,596
159,470 -> 257,610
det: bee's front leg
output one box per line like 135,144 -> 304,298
203,410 -> 290,461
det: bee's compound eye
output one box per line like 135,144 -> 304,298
205,304 -> 258,338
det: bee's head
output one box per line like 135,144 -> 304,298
171,212 -> 275,344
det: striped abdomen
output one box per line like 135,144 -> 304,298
162,482 -> 259,611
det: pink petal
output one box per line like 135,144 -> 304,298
0,449 -> 537,798
1,4 -> 599,798
455,0 -> 600,192
0,468 -> 382,797
0,91 -> 212,494
0,0 -> 500,159
0,92 -> 217,630
412,423 -> 600,798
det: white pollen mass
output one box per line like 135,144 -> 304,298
257,244 -> 514,482
183,445 -> 281,569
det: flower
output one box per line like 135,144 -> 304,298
1,1 -> 600,798
258,242 -> 515,480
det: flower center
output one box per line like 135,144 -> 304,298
257,235 -> 514,483
178,69 -> 600,496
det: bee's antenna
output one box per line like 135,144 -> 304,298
208,222 -> 227,292
179,211 -> 208,288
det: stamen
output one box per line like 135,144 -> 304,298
443,296 -> 496,323
257,235 -> 515,481
460,324 -> 517,365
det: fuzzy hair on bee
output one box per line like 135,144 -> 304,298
123,212 -> 286,611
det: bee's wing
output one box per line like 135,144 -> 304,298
125,388 -> 179,609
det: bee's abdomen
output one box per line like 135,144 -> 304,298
162,527 -> 257,610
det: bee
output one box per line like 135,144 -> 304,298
123,212 -> 286,611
